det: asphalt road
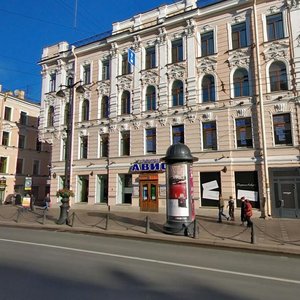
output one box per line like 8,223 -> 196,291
0,227 -> 299,300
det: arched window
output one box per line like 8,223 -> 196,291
146,85 -> 156,111
101,96 -> 109,118
47,106 -> 54,127
202,75 -> 215,102
172,80 -> 184,106
64,103 -> 70,125
82,99 -> 89,121
269,61 -> 288,92
121,91 -> 131,115
233,68 -> 249,97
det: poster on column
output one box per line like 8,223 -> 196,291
168,163 -> 189,217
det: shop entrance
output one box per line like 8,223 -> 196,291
139,174 -> 158,212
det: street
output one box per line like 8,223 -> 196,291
0,227 -> 299,300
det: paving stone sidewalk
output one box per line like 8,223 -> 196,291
0,204 -> 299,256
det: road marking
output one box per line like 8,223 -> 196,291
1,237 -> 299,285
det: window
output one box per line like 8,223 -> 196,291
145,86 -> 156,111
172,125 -> 184,144
102,60 -> 110,80
18,134 -> 25,149
236,117 -> 253,148
121,91 -> 131,115
121,131 -> 130,156
47,106 -> 54,127
273,113 -> 292,146
122,53 -> 131,75
36,138 -> 42,151
4,107 -> 12,121
269,61 -> 288,92
0,157 -> 7,173
203,121 -> 217,150
2,132 -> 9,146
172,80 -> 184,106
20,111 -> 27,125
16,158 -> 23,174
80,136 -> 88,159
145,46 -> 156,69
267,13 -> 284,41
118,174 -> 132,204
49,73 -> 56,92
232,22 -> 247,49
146,128 -> 156,154
33,160 -> 40,175
201,31 -> 214,56
172,39 -> 183,63
101,96 -> 109,118
233,68 -> 249,97
81,99 -> 89,121
100,134 -> 109,157
202,75 -> 215,102
83,64 -> 91,84
96,175 -> 108,204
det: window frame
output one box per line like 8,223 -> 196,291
49,72 -> 56,92
202,74 -> 216,102
2,131 -> 9,146
120,91 -> 131,115
0,157 -> 8,173
269,61 -> 288,92
100,134 -> 109,158
172,80 -> 184,107
202,121 -> 217,150
235,117 -> 253,148
120,130 -> 130,156
81,99 -> 90,122
80,136 -> 88,159
145,46 -> 156,69
145,128 -> 156,154
145,85 -> 156,111
172,125 -> 184,145
201,31 -> 214,57
233,68 -> 250,97
230,21 -> 248,50
273,113 -> 292,146
83,64 -> 91,85
171,39 -> 184,63
4,107 -> 12,121
102,59 -> 110,81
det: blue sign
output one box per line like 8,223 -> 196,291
130,160 -> 166,173
128,48 -> 135,66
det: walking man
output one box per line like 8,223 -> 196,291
218,194 -> 229,223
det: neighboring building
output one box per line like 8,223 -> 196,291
0,85 -> 51,203
39,0 -> 300,217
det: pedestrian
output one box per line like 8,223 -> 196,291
244,199 -> 253,227
228,196 -> 235,221
240,196 -> 246,226
218,194 -> 229,223
44,193 -> 51,210
29,193 -> 35,211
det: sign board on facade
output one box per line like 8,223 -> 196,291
0,177 -> 6,191
130,160 -> 166,173
24,177 -> 32,191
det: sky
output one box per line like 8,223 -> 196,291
0,0 -> 217,102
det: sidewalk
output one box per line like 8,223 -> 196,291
0,204 -> 299,256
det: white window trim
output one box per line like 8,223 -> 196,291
199,72 -> 218,103
169,79 -> 185,107
199,25 -> 218,57
234,116 -> 254,149
80,61 -> 92,84
271,111 -> 294,147
229,66 -> 252,99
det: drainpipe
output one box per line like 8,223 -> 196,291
253,0 -> 271,217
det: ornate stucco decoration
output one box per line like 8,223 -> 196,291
200,24 -> 213,33
167,63 -> 186,80
263,41 -> 289,61
236,109 -> 246,117
45,138 -> 53,145
157,27 -> 167,45
79,129 -> 88,137
232,15 -> 246,25
287,0 -> 300,9
185,19 -> 195,37
57,59 -> 65,72
197,56 -> 217,73
202,112 -> 213,121
120,123 -> 129,131
132,35 -> 141,51
266,6 -> 281,14
99,127 -> 108,134
109,124 -> 117,132
140,69 -> 159,85
274,103 -> 286,112
132,120 -> 141,130
117,75 -> 133,91
97,81 -> 111,95
145,120 -> 154,128
110,42 -> 118,58
186,113 -> 196,123
227,49 -> 250,69
44,94 -> 56,105
158,117 -> 167,126
172,116 -> 182,125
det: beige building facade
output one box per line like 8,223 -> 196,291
39,0 -> 300,217
0,86 -> 51,203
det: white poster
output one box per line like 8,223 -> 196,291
202,189 -> 220,200
168,198 -> 189,217
237,189 -> 258,202
202,180 -> 219,191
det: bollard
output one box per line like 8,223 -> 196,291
105,213 -> 109,230
251,223 -> 256,244
16,209 -> 21,223
145,216 -> 150,234
70,212 -> 75,227
193,219 -> 198,239
42,209 -> 47,225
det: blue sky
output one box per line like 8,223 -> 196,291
0,0 -> 218,102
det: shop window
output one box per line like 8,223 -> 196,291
269,61 -> 288,92
172,80 -> 184,107
145,46 -> 156,69
118,174 -> 132,204
120,131 -> 130,156
201,31 -> 214,56
145,85 -> 156,111
96,175 -> 108,204
203,121 -> 217,150
172,125 -> 184,145
236,117 -> 253,148
273,113 -> 292,146
171,39 -> 183,63
267,13 -> 284,41
202,75 -> 215,102
77,175 -> 89,203
146,128 -> 156,154
232,22 -> 247,49
233,68 -> 249,97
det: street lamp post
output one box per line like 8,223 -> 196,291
56,78 -> 85,225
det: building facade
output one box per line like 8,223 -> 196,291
0,86 -> 51,203
39,0 -> 300,217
